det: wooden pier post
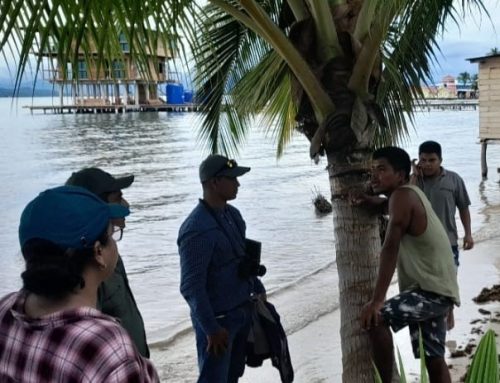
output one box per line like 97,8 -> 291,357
481,140 -> 488,179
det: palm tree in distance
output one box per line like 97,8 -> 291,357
489,47 -> 499,55
457,71 -> 471,86
0,1 -> 490,381
471,73 -> 479,91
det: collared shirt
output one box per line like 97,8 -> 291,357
0,291 -> 159,383
416,167 -> 471,246
178,201 -> 265,335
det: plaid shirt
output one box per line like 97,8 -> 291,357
0,291 -> 159,382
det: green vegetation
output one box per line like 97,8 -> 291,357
374,329 -> 499,383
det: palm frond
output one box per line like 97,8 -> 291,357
375,0 -> 488,148
194,0 -> 287,156
0,0 -> 198,88
231,48 -> 296,156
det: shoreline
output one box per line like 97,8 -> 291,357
151,235 -> 500,382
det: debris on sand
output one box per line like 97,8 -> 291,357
473,284 -> 500,303
312,188 -> 332,214
478,308 -> 491,315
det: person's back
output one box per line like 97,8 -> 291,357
0,291 -> 156,382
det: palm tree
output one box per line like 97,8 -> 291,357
0,1 -> 489,381
457,71 -> 471,86
489,47 -> 499,55
471,73 -> 479,91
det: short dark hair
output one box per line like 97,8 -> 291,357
21,229 -> 109,300
373,146 -> 411,181
419,140 -> 442,159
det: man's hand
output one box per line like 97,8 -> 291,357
350,191 -> 387,212
350,191 -> 371,206
463,234 -> 474,250
360,300 -> 384,330
411,159 -> 422,177
207,328 -> 229,357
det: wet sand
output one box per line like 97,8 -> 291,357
151,237 -> 500,382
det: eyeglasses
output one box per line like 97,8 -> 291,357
111,227 -> 123,242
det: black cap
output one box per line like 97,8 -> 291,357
199,155 -> 250,182
66,168 -> 134,197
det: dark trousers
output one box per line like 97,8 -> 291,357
193,304 -> 252,383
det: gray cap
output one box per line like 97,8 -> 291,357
199,155 -> 250,182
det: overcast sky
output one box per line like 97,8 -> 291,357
433,0 -> 500,81
1,1 -> 499,84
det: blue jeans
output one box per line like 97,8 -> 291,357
193,303 -> 252,383
451,245 -> 459,267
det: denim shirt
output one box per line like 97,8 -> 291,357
178,201 -> 265,335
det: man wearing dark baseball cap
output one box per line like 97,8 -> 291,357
66,167 -> 149,358
0,186 -> 159,382
199,154 -> 251,182
178,154 -> 266,382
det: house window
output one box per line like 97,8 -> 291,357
78,60 -> 88,79
119,32 -> 130,52
159,62 -> 165,74
112,60 -> 126,78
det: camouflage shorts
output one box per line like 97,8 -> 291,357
381,289 -> 454,358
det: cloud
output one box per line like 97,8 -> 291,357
434,0 -> 500,80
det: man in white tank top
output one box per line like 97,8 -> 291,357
359,147 -> 459,383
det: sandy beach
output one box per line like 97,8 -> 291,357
151,235 -> 500,382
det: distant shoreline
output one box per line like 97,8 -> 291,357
0,91 -> 56,98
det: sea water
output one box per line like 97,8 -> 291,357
1,98 -> 499,354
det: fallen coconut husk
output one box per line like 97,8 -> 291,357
312,188 -> 332,214
473,284 -> 500,303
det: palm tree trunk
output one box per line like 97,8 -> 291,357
327,150 -> 381,382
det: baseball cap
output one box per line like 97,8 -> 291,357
199,155 -> 250,182
19,186 -> 130,249
66,168 -> 134,197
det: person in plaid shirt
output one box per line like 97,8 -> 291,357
0,186 -> 159,382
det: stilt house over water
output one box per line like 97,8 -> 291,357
37,31 -> 177,108
467,53 -> 500,177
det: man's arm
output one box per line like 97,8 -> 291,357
351,193 -> 388,215
360,188 -> 412,330
459,207 -> 474,250
179,234 -> 230,356
179,234 -> 220,335
455,176 -> 473,250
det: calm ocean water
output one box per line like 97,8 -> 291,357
1,98 -> 500,346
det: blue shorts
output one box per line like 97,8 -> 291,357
381,289 -> 454,358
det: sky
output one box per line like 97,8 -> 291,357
0,1 -> 499,85
433,0 -> 500,81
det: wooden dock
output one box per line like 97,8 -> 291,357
24,103 -> 200,114
416,99 -> 478,111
